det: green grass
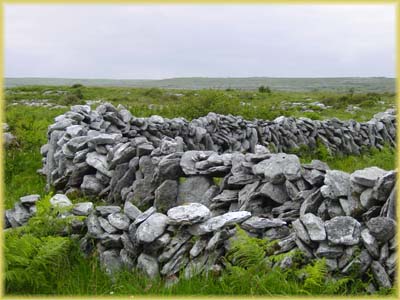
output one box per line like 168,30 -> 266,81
5,77 -> 395,93
6,212 -> 395,296
4,87 -> 396,208
3,85 -> 397,296
293,142 -> 396,173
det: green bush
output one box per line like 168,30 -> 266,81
258,85 -> 271,94
71,83 -> 83,88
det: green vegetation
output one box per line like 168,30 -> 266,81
293,142 -> 396,173
3,84 -> 396,296
5,76 -> 395,93
6,217 -> 393,296
4,86 -> 396,209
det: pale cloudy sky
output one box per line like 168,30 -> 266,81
4,4 -> 396,79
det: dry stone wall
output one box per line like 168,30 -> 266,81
5,103 -> 396,291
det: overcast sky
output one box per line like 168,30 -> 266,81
5,4 -> 396,79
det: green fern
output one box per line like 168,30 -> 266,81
5,231 -> 72,293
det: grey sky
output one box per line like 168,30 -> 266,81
5,4 -> 396,79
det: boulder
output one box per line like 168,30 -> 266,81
136,213 -> 169,243
371,261 -> 391,288
321,170 -> 350,199
366,217 -> 396,243
107,213 -> 130,231
241,217 -> 286,232
167,203 -> 211,225
96,205 -> 121,216
188,211 -> 251,235
72,202 -> 94,216
325,216 -> 361,245
154,180 -> 178,213
19,194 -> 40,205
351,167 -> 388,187
300,213 -> 326,241
123,201 -> 142,221
177,176 -> 214,204
137,253 -> 159,278
50,194 -> 72,208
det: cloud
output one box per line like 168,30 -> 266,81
4,4 -> 396,78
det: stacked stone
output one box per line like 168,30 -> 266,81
40,103 -> 396,197
9,153 -> 396,290
255,111 -> 396,154
5,194 -> 39,228
25,103 -> 397,290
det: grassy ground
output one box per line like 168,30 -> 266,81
3,85 -> 397,296
5,77 -> 395,93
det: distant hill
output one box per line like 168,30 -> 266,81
4,77 -> 395,93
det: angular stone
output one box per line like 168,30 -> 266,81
263,226 -> 291,240
325,216 -> 361,245
190,239 -> 207,258
259,182 -> 289,204
109,143 -> 136,169
86,152 -> 113,177
123,201 -> 142,221
134,207 -> 156,225
177,176 -> 214,205
299,190 -> 323,217
360,188 -> 376,209
361,229 -> 380,258
137,253 -> 159,279
292,219 -> 311,244
158,232 -> 191,263
81,175 -> 105,196
254,153 -> 301,183
188,211 -> 251,235
154,180 -> 178,213
107,213 -> 130,231
98,217 -> 118,234
100,233 -> 122,248
371,261 -> 391,288
96,205 -> 121,216
19,194 -> 40,205
300,213 -> 326,241
167,203 -> 211,225
72,202 -> 94,216
321,170 -> 350,199
137,143 -> 154,157
50,194 -> 72,208
351,167 -> 388,187
136,213 -> 169,243
241,216 -> 286,232
99,249 -> 122,275
212,190 -> 239,202
303,169 -> 325,186
315,242 -> 343,258
373,171 -> 396,202
366,217 -> 396,243
86,214 -> 104,238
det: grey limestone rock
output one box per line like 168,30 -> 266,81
351,167 -> 388,188
107,213 -> 130,231
72,202 -> 93,216
137,253 -> 159,278
136,213 -> 169,243
50,194 -> 72,208
325,216 -> 361,245
167,203 -> 211,225
366,217 -> 396,243
188,211 -> 251,235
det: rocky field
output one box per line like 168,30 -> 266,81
3,86 -> 397,296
